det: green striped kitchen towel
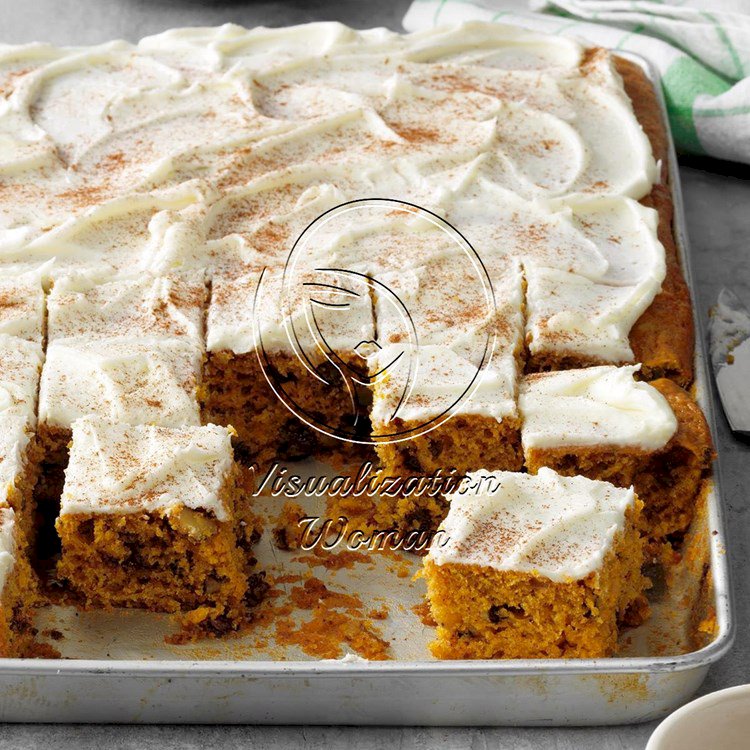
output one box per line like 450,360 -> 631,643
403,0 -> 750,164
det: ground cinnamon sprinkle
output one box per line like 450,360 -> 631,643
391,124 -> 441,143
251,221 -> 287,253
55,183 -> 108,208
0,67 -> 32,97
95,151 -> 126,172
0,292 -> 23,313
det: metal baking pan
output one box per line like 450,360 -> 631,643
0,51 -> 734,725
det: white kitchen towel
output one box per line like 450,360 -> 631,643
403,0 -> 750,164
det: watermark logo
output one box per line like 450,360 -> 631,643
254,198 -> 496,444
252,460 -> 506,500
296,516 -> 449,554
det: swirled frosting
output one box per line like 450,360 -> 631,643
370,261 -> 524,428
0,21 -> 664,428
207,265 -> 374,358
428,466 -> 635,581
0,23 -> 660,355
519,365 -> 677,450
47,270 -> 207,346
60,418 -> 234,519
40,271 -> 207,431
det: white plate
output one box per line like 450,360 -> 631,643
647,685 -> 750,749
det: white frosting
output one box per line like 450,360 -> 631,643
0,334 -> 40,500
0,416 -> 29,487
60,418 -> 234,520
428,466 -> 635,581
47,270 -> 206,346
41,271 -> 206,433
328,652 -> 369,664
0,334 -> 43,423
207,265 -> 374,358
0,22 -> 668,442
523,198 -> 665,363
0,415 -> 31,507
0,21 -> 661,380
519,365 -> 677,450
39,338 -> 202,430
0,506 -> 18,597
369,262 -> 523,429
0,272 -> 45,344
370,232 -> 518,357
370,343 -> 518,430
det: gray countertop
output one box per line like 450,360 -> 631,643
0,1 -> 748,747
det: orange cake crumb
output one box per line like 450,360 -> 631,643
274,578 -> 391,660
272,502 -> 308,551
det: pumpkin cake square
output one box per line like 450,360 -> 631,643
55,418 -> 264,641
0,506 -> 38,658
204,265 -> 375,465
370,259 -> 525,475
519,365 -> 714,538
364,343 -> 523,532
423,468 -> 648,659
521,192 -> 666,373
359,262 -> 524,532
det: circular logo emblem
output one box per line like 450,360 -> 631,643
253,198 -> 496,445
